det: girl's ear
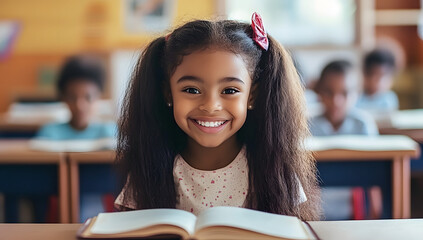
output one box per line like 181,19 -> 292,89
248,82 -> 259,108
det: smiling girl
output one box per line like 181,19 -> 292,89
115,13 -> 320,221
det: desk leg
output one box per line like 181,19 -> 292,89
70,160 -> 80,223
392,159 -> 402,219
392,157 -> 411,219
401,156 -> 411,218
59,157 -> 69,223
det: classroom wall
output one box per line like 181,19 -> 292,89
0,0 -> 216,113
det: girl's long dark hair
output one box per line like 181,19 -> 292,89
117,20 -> 320,220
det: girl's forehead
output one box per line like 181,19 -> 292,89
171,49 -> 252,81
180,48 -> 243,64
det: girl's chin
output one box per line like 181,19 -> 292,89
188,137 -> 226,148
196,141 -> 225,148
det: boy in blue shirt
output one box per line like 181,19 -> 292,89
37,56 -> 116,140
309,60 -> 378,136
356,49 -> 399,111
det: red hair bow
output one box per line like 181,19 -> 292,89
251,12 -> 269,51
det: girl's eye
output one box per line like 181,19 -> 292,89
222,88 -> 239,94
183,88 -> 200,94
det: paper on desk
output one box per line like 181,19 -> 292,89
391,109 -> 423,129
305,135 -> 418,152
29,138 -> 116,152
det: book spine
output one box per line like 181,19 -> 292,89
76,218 -> 92,239
352,187 -> 366,220
303,221 -> 322,240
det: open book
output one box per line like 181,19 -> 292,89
77,207 -> 319,240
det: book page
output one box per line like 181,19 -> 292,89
29,138 -> 116,152
305,135 -> 417,152
195,207 -> 312,240
90,209 -> 197,235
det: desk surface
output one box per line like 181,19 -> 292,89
68,135 -> 420,163
309,135 -> 420,161
0,140 -> 63,163
0,224 -> 80,240
309,218 -> 423,240
313,148 -> 419,161
1,219 -> 422,240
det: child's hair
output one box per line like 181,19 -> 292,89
117,19 -> 320,220
57,55 -> 105,95
363,49 -> 396,75
314,60 -> 353,93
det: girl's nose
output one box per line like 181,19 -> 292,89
199,94 -> 222,113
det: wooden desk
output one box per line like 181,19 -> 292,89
380,128 -> 423,143
1,219 -> 423,240
68,151 -> 116,223
309,135 -> 420,219
0,224 -> 81,240
377,109 -> 423,143
309,218 -> 423,240
0,140 -> 69,223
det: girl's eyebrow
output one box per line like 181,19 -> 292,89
220,77 -> 245,85
177,75 -> 202,83
177,75 -> 245,84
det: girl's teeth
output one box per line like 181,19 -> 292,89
196,120 -> 225,127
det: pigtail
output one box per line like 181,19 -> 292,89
117,37 -> 178,209
244,36 -> 321,220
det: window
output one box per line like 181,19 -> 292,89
224,0 -> 356,46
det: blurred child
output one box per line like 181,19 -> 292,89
36,56 -> 117,222
356,49 -> 398,111
310,60 -> 378,136
310,60 -> 380,220
36,56 -> 116,140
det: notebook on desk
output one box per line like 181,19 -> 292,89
29,138 -> 116,152
305,135 -> 417,152
77,207 -> 320,240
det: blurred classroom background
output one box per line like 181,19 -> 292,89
1,0 -> 423,223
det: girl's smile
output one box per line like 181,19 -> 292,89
190,118 -> 229,134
